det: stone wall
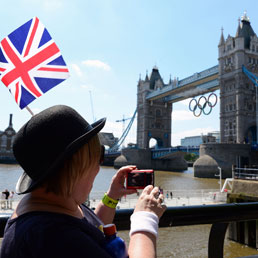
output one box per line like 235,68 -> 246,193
194,143 -> 251,178
114,148 -> 187,171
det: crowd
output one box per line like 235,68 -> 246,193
1,189 -> 15,210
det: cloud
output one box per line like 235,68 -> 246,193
173,110 -> 196,121
71,63 -> 83,77
101,120 -> 137,146
82,60 -> 111,71
81,84 -> 94,91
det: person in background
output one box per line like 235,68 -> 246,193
0,105 -> 166,258
1,191 -> 6,209
8,191 -> 15,209
2,189 -> 10,209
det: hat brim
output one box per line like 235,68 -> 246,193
16,118 -> 106,194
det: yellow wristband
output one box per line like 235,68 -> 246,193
102,193 -> 119,209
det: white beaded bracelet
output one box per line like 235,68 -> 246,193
129,211 -> 159,238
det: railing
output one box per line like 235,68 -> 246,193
87,189 -> 227,209
233,166 -> 258,181
2,202 -> 258,257
178,65 -> 218,87
146,65 -> 219,101
151,146 -> 199,159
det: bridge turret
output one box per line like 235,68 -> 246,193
149,66 -> 163,90
137,66 -> 172,149
219,12 -> 258,144
218,27 -> 225,47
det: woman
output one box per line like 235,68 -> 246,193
0,105 -> 166,258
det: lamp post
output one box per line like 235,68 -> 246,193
215,166 -> 222,192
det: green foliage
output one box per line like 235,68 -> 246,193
184,153 -> 198,162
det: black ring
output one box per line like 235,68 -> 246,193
197,96 -> 207,110
189,93 -> 217,116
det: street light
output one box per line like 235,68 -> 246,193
215,166 -> 222,192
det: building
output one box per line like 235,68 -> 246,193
0,114 -> 16,163
181,131 -> 219,147
219,13 -> 258,144
98,132 -> 118,148
137,66 -> 172,149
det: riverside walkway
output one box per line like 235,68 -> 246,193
0,189 -> 227,214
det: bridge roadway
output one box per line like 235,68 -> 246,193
146,65 -> 219,103
106,146 -> 199,160
151,146 -> 199,159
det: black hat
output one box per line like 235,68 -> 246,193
14,105 -> 106,194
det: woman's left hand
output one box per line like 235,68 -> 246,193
107,165 -> 138,200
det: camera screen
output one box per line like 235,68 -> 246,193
127,172 -> 145,187
126,170 -> 154,189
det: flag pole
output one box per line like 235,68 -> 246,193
26,106 -> 34,116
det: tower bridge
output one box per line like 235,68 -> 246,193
146,65 -> 219,103
114,13 -> 258,176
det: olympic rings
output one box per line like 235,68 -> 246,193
189,93 -> 217,117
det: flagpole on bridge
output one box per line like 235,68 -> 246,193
26,106 -> 34,116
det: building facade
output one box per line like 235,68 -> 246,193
181,132 -> 218,147
137,67 -> 172,149
219,13 -> 258,144
0,114 -> 16,162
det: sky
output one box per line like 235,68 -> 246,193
0,0 -> 257,146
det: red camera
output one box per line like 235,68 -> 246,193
126,169 -> 154,189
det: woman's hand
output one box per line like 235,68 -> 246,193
134,185 -> 166,219
106,165 -> 138,200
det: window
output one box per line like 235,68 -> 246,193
156,109 -> 161,117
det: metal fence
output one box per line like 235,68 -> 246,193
233,166 -> 258,180
2,202 -> 258,257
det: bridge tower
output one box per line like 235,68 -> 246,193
136,66 -> 172,149
219,13 -> 258,144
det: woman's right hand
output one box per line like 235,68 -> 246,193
134,185 -> 166,219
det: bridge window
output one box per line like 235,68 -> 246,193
226,57 -> 231,65
156,109 -> 161,117
155,123 -> 161,129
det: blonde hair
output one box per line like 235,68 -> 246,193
44,135 -> 101,196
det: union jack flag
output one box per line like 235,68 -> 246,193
0,17 -> 69,109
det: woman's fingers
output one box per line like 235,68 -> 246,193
142,185 -> 154,195
150,186 -> 160,198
